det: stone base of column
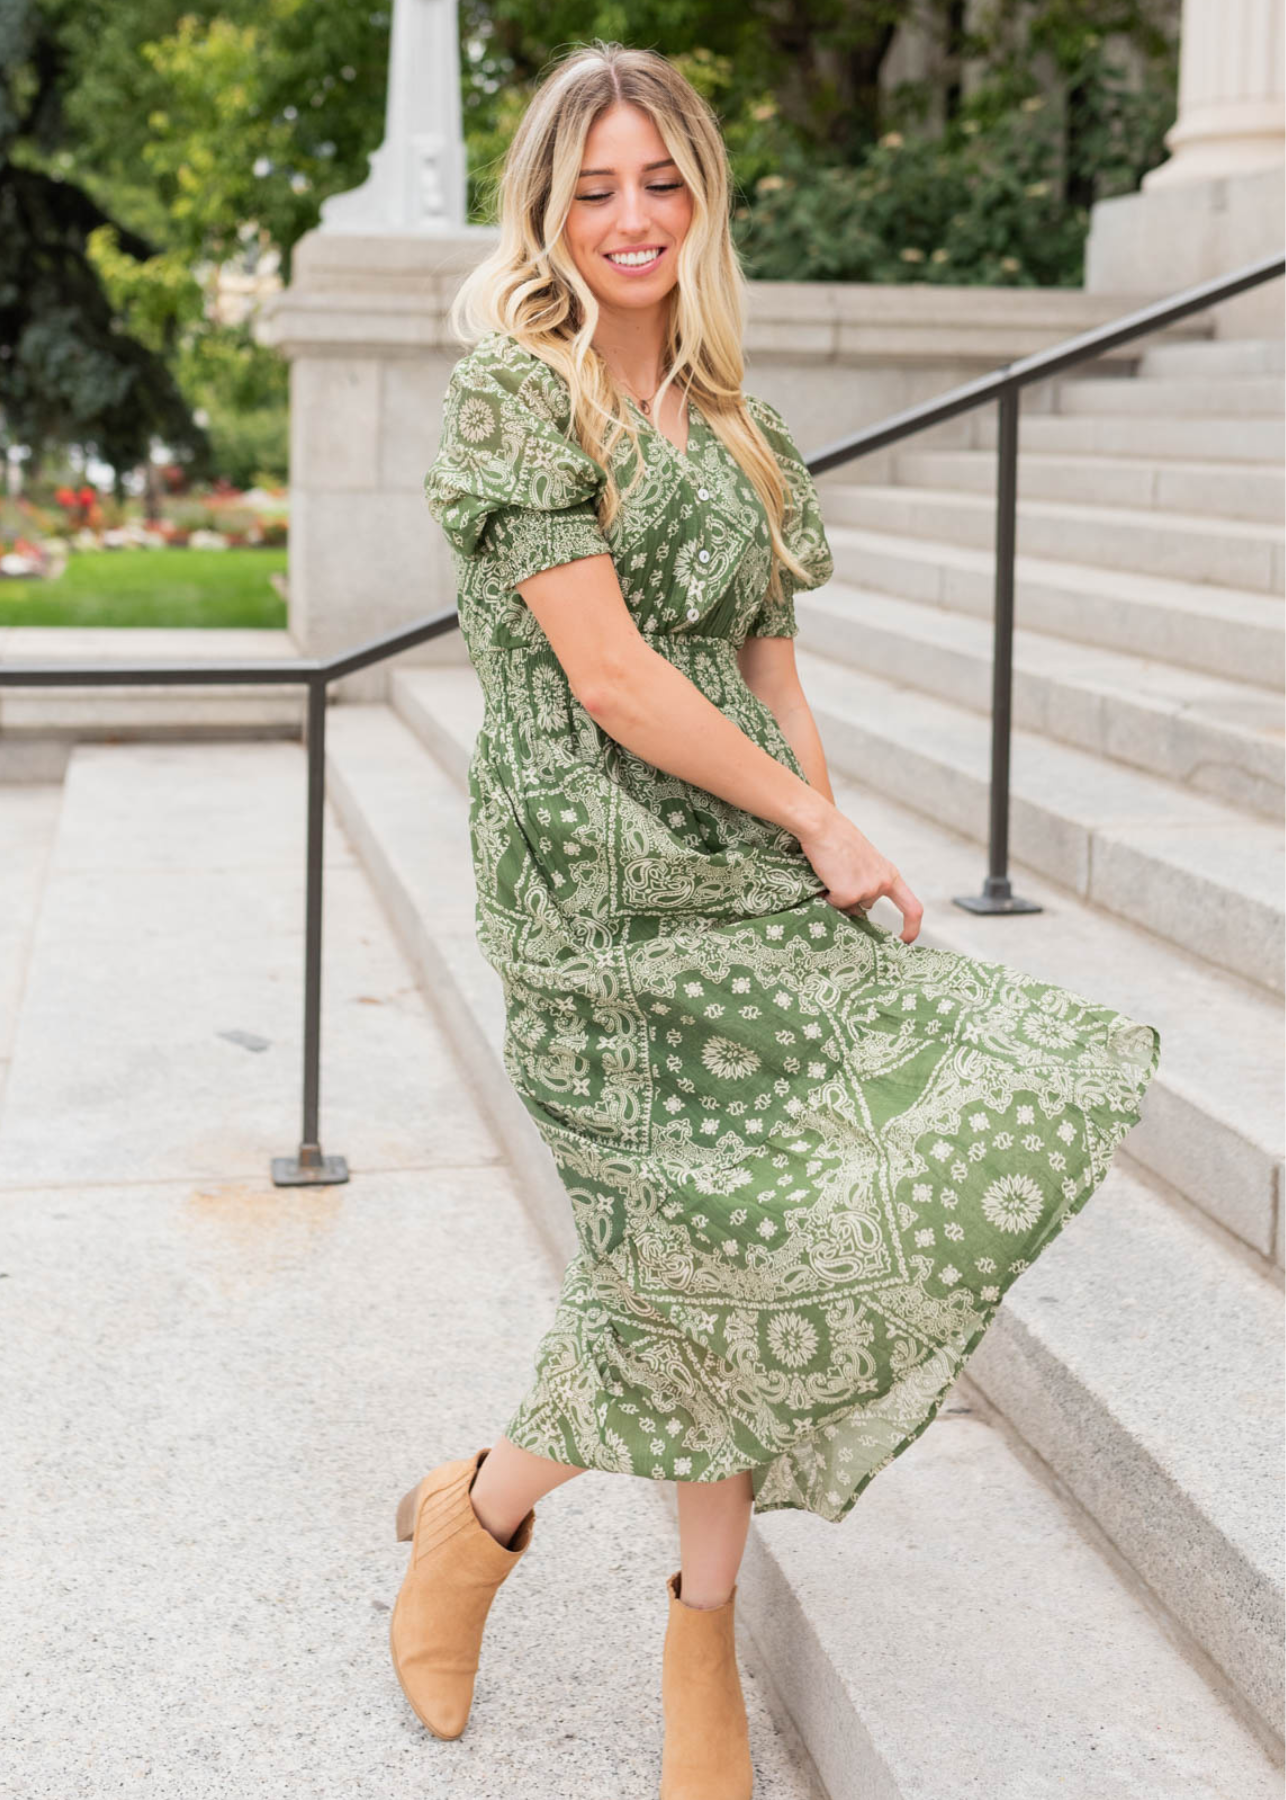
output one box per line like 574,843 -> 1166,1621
1085,164 -> 1284,339
257,226 -> 498,702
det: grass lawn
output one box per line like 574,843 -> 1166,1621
0,548 -> 288,629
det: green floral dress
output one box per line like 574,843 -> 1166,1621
424,330 -> 1161,1523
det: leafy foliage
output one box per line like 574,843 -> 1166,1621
734,100 -> 1134,287
0,0 -> 207,475
1,0 -> 390,478
457,0 -> 914,170
119,3 -> 391,277
180,324 -> 290,488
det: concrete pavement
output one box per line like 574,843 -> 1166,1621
0,743 -> 817,1800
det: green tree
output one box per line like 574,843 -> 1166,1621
1,0 -> 391,481
0,0 -> 206,478
458,0 -> 914,175
452,2 -> 1173,284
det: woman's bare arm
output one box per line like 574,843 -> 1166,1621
515,555 -> 922,940
519,554 -> 828,840
736,634 -> 835,805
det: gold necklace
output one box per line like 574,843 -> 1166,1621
609,364 -> 663,415
622,379 -> 660,415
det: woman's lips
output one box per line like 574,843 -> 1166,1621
603,245 -> 668,277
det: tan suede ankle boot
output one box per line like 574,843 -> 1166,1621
659,1571 -> 754,1799
389,1447 -> 534,1739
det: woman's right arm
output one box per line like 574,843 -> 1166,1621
516,554 -> 923,943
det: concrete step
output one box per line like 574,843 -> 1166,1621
1060,375 -> 1285,417
892,448 -> 1285,525
0,628 -> 304,782
971,409 -> 1285,463
791,645 -> 1286,995
966,1163 -> 1283,1741
798,582 -> 1284,819
1140,338 -> 1286,379
324,695 -> 1283,1792
0,785 -> 61,1109
826,483 -> 1285,594
394,663 -> 1285,1266
824,525 -> 1284,690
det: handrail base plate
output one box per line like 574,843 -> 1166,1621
953,889 -> 1044,915
271,1151 -> 351,1186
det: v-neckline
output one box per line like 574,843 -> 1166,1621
624,391 -> 698,460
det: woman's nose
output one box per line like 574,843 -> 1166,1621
615,185 -> 650,231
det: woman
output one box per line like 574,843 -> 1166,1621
398,40 -> 1161,1798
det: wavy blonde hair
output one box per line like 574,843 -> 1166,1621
447,40 -> 812,603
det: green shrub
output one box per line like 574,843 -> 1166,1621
201,401 -> 289,492
734,47 -> 1174,287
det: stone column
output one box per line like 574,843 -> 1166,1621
1145,0 -> 1284,188
258,232 -> 495,698
1084,0 -> 1284,333
319,0 -> 470,231
258,0 -> 498,697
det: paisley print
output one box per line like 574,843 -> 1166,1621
424,330 -> 1161,1522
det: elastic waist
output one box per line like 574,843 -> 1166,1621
481,630 -> 741,662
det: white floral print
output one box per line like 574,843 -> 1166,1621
981,1173 -> 1046,1234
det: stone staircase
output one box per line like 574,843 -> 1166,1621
317,332 -> 1283,1796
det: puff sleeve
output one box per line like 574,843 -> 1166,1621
743,394 -> 835,639
424,336 -> 613,594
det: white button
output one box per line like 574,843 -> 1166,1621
697,487 -> 709,500
698,549 -> 710,563
686,608 -> 700,621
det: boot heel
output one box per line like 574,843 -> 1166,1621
395,1480 -> 422,1543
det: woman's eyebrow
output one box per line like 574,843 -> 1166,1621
577,157 -> 678,178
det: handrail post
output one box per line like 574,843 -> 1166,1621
272,674 -> 350,1185
955,382 -> 1041,916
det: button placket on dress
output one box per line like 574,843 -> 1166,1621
687,474 -> 711,624
686,522 -> 712,621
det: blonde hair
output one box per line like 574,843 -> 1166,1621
447,40 -> 812,602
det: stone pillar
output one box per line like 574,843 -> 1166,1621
1085,0 -> 1285,334
1145,0 -> 1284,188
258,230 -> 496,698
257,0 -> 498,697
319,0 -> 470,232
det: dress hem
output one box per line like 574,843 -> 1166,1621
500,1018 -> 1162,1527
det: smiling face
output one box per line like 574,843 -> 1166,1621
562,102 -> 693,321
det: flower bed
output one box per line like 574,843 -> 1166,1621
0,482 -> 289,578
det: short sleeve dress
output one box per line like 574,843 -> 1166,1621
424,330 -> 1161,1522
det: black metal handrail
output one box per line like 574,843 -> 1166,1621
805,248 -> 1284,915
1,251 -> 1281,1184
